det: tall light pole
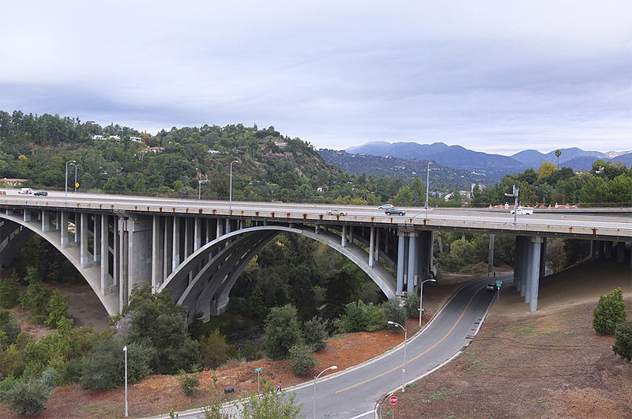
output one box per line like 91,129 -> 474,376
419,278 -> 437,326
425,161 -> 430,219
229,160 -> 239,211
65,160 -> 76,203
387,321 -> 408,392
198,179 -> 208,200
123,345 -> 128,417
313,365 -> 337,419
74,163 -> 79,192
505,185 -> 519,225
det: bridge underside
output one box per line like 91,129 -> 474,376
1,207 -> 630,320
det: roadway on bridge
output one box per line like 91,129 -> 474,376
165,276 -> 502,419
3,190 -> 631,238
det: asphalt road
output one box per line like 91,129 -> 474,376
162,276 -> 505,419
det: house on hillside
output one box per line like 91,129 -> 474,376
0,178 -> 28,187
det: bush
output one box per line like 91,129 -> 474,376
382,299 -> 406,330
288,344 -> 317,376
340,301 -> 370,333
403,294 -> 420,318
45,290 -> 70,328
593,288 -> 627,335
303,316 -> 328,351
179,373 -> 200,397
0,310 -> 20,345
200,329 -> 237,369
264,304 -> 303,360
2,379 -> 51,416
240,379 -> 303,418
19,277 -> 50,325
613,321 -> 632,362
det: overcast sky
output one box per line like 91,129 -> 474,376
1,1 -> 630,155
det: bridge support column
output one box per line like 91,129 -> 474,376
341,225 -> 347,247
397,232 -> 406,294
375,228 -> 380,262
164,217 -> 173,277
616,242 -> 625,264
349,226 -> 354,245
539,237 -> 547,278
74,213 -> 80,244
528,237 -> 542,312
488,234 -> 495,277
152,215 -> 164,289
94,215 -> 101,262
127,214 -> 152,293
369,227 -> 375,267
80,212 -> 90,265
61,212 -> 69,246
118,217 -> 128,311
194,218 -> 202,251
407,233 -> 418,294
604,241 -> 613,260
41,211 -> 51,232
172,216 -> 181,270
416,231 -> 433,290
100,214 -> 109,294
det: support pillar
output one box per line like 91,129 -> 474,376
61,212 -> 69,246
100,214 -> 109,294
341,225 -> 347,247
529,237 -> 543,312
396,232 -> 406,294
94,215 -> 101,262
41,211 -> 50,232
172,216 -> 180,271
407,233 -> 417,294
369,227 -> 375,267
152,215 -> 163,290
80,212 -> 89,265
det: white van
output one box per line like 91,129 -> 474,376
510,207 -> 534,215
18,188 -> 33,195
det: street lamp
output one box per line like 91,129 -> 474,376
313,365 -> 337,419
198,179 -> 208,200
425,161 -> 431,219
419,278 -> 437,326
123,345 -> 128,418
387,321 -> 408,392
65,160 -> 76,203
229,160 -> 239,211
504,184 -> 519,225
74,163 -> 79,192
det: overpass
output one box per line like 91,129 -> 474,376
1,191 -> 631,319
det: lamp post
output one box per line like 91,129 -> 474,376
229,160 -> 239,211
65,160 -> 76,203
313,365 -> 337,419
198,179 -> 208,200
504,185 -> 519,225
419,278 -> 437,326
74,163 -> 79,192
425,161 -> 430,219
123,345 -> 128,417
387,321 -> 408,392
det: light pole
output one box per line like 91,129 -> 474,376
313,365 -> 337,419
505,185 -> 519,225
419,278 -> 437,326
387,321 -> 408,392
123,345 -> 128,418
65,160 -> 76,203
425,161 -> 430,219
198,179 -> 208,200
229,160 -> 239,211
74,163 -> 79,192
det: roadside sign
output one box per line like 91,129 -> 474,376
390,396 -> 397,404
254,367 -> 262,372
495,280 -> 502,288
75,182 -> 80,189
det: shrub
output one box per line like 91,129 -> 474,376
340,301 -> 370,333
593,288 -> 627,335
179,373 -> 200,397
240,379 -> 303,418
200,329 -> 237,369
403,294 -> 420,318
0,310 -> 20,345
382,299 -> 406,330
19,278 -> 50,325
264,304 -> 302,360
2,379 -> 51,416
303,316 -> 328,351
288,344 -> 317,376
45,290 -> 70,328
613,321 -> 632,362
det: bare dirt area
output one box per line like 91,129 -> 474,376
388,260 -> 632,419
1,260 -> 630,419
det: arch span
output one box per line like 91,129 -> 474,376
160,225 -> 396,319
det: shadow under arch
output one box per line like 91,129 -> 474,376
0,212 -> 119,317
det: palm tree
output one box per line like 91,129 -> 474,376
554,149 -> 562,168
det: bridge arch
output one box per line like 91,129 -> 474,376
160,225 -> 396,319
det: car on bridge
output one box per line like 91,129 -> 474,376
326,209 -> 347,216
34,191 -> 48,196
385,207 -> 406,216
486,283 -> 499,292
379,203 -> 394,210
510,207 -> 534,215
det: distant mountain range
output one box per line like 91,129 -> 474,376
322,142 -> 632,183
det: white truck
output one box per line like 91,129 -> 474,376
18,188 -> 33,195
510,207 -> 534,215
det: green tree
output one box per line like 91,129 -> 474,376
200,329 -> 237,369
288,344 -> 317,376
2,379 -> 50,416
45,290 -> 69,328
302,316 -> 328,352
238,379 -> 303,419
264,304 -> 302,360
19,275 -> 50,325
613,321 -> 632,362
382,299 -> 406,329
0,272 -> 21,308
593,288 -> 627,335
179,372 -> 201,397
80,334 -> 155,391
554,149 -> 561,167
